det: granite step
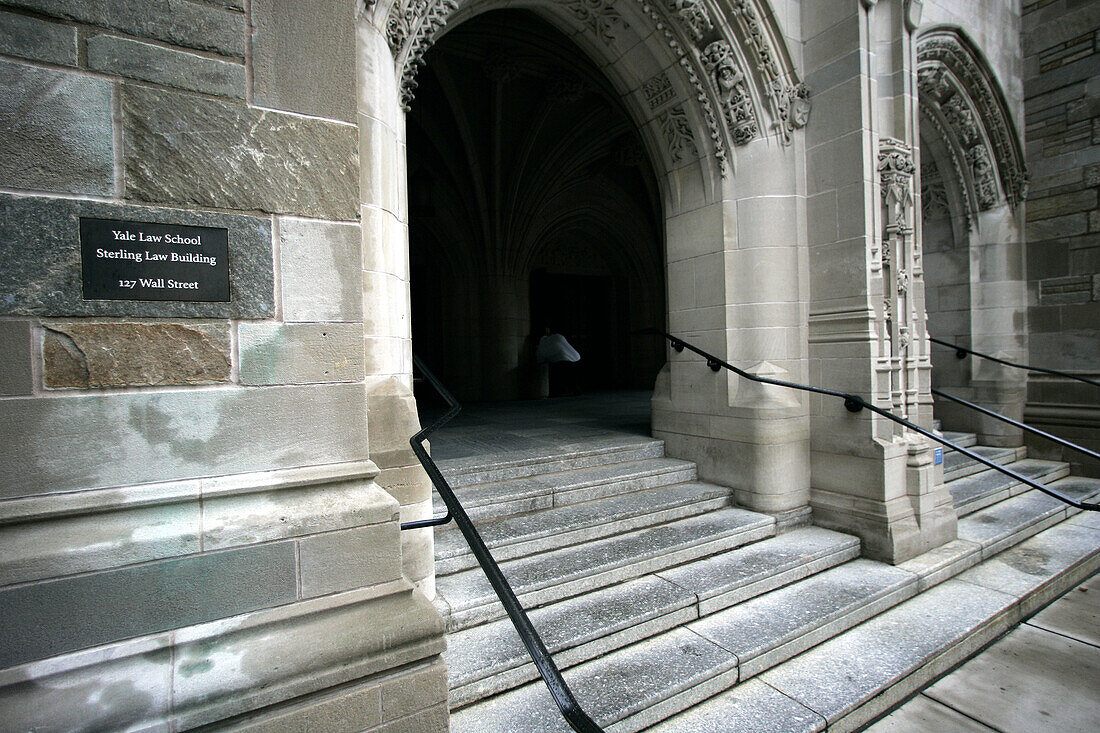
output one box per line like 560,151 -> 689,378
943,444 -> 1023,481
650,516 -> 1100,732
450,626 -> 739,733
686,560 -> 919,682
433,456 -> 698,522
435,507 -> 775,632
949,457 -> 1070,516
434,480 -> 730,576
437,435 -> 666,489
940,430 -> 976,448
956,475 -> 1100,558
445,528 -> 859,708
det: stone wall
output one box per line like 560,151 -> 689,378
0,1 -> 447,730
1022,0 -> 1100,475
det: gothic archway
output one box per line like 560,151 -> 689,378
917,26 -> 1029,444
357,0 -> 817,525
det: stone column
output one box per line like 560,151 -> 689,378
653,128 -> 811,524
804,0 -> 956,563
358,9 -> 438,597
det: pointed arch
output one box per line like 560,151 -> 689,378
917,26 -> 1028,217
369,0 -> 810,176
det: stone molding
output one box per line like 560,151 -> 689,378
373,0 -> 808,172
0,577 -> 445,731
0,459 -> 380,527
917,27 -> 1028,211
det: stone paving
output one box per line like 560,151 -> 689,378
423,389 -> 653,463
866,573 -> 1100,732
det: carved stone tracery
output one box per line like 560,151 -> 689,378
918,29 -> 1028,209
561,0 -> 625,43
877,137 -> 923,420
660,104 -> 699,163
703,40 -> 758,146
668,0 -> 712,42
378,0 -> 808,168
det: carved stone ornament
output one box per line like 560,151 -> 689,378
878,140 -> 916,223
897,269 -> 909,294
660,104 -> 698,163
917,66 -> 951,101
941,95 -> 980,147
966,144 -> 998,209
878,137 -> 916,230
918,30 -> 1028,208
668,0 -> 712,42
642,72 -> 676,110
633,0 -> 728,171
702,40 -> 758,145
560,0 -> 625,44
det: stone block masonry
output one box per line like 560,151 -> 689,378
0,1 -> 448,730
1021,0 -> 1100,475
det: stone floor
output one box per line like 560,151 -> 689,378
423,389 -> 652,463
865,573 -> 1100,732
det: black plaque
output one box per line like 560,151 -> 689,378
80,217 -> 230,302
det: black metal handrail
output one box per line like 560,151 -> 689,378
929,335 -> 1100,388
400,355 -> 604,733
932,387 -> 1099,463
641,328 -> 1099,512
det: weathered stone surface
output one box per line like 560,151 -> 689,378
759,580 -> 1018,728
0,382 -> 369,499
279,217 -> 363,322
0,540 -> 297,667
0,194 -> 273,318
123,85 -> 358,220
43,321 -> 231,388
299,523 -> 402,597
171,585 -> 446,728
3,0 -> 246,57
239,322 -> 364,385
649,678 -> 826,733
228,678 -> 382,732
380,659 -> 448,723
0,10 -> 76,65
450,626 -> 737,732
446,574 -> 696,706
0,60 -> 113,195
87,34 -> 245,98
252,0 -> 357,121
0,320 -> 33,395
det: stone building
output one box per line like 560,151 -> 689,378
0,0 -> 1096,730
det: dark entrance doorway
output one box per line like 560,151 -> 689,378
406,9 -> 665,404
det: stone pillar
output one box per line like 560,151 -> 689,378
966,203 -> 1028,446
804,0 -> 956,563
653,134 -> 811,524
0,1 -> 448,729
358,7 -> 440,598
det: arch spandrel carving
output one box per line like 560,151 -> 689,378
367,0 -> 810,175
917,27 -> 1028,213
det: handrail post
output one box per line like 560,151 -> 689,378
403,355 -> 605,733
640,329 -> 1099,513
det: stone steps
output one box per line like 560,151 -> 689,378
943,443 -> 1024,481
434,480 -> 729,576
949,457 -> 1070,516
433,456 -> 698,522
444,528 -> 859,708
650,515 -> 1100,732
437,435 -> 666,489
436,429 -> 1100,731
435,506 -> 775,632
940,430 -> 977,448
